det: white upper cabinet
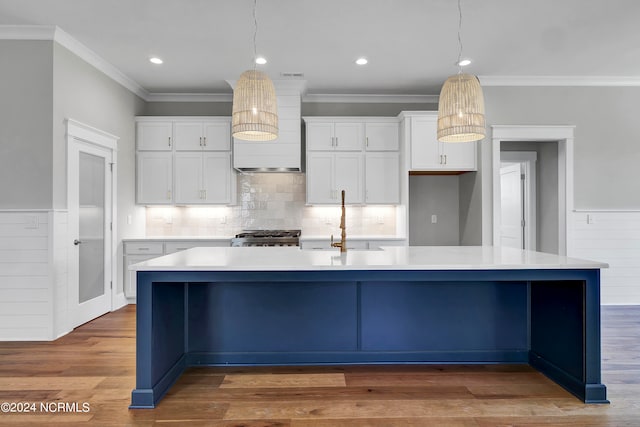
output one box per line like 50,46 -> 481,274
304,117 -> 400,205
175,152 -> 231,204
306,120 -> 363,151
365,152 -> 400,204
306,152 -> 364,204
137,152 -> 173,204
406,112 -> 476,171
135,117 -> 235,205
137,121 -> 173,151
365,122 -> 399,151
174,119 -> 231,151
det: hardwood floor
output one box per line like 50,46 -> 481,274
0,305 -> 638,426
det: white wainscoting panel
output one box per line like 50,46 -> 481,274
572,211 -> 640,305
0,211 -> 52,340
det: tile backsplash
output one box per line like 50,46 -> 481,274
146,173 -> 398,237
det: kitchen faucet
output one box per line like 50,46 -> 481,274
330,190 -> 347,253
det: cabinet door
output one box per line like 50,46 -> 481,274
137,152 -> 173,204
335,152 -> 364,204
174,122 -> 204,151
124,254 -> 158,297
174,153 -> 203,203
137,122 -> 173,151
306,152 -> 335,204
203,121 -> 231,151
365,122 -> 399,151
306,122 -> 334,151
365,152 -> 400,204
439,141 -> 477,170
409,116 -> 440,169
202,152 -> 231,203
334,122 -> 363,151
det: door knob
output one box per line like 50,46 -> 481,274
73,239 -> 83,245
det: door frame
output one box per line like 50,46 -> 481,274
66,119 -> 121,322
500,151 -> 537,251
485,125 -> 574,256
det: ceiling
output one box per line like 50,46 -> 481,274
1,0 -> 639,97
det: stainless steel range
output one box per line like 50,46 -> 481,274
231,230 -> 301,247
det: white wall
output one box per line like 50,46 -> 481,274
572,211 -> 640,305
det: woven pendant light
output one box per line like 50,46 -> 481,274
437,73 -> 485,142
232,69 -> 278,141
231,0 -> 278,141
437,0 -> 486,143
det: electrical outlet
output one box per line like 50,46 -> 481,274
587,214 -> 595,224
24,215 -> 39,229
220,216 -> 227,224
376,215 -> 384,224
431,214 -> 437,224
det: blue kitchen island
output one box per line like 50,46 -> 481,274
129,246 -> 609,408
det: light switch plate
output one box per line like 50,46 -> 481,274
431,214 -> 437,224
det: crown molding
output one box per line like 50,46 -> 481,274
52,27 -> 149,99
0,25 -> 150,100
302,93 -> 439,103
479,75 -> 640,87
145,93 -> 233,102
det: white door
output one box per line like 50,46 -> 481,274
203,152 -> 231,203
365,152 -> 400,204
174,152 -> 203,203
335,152 -> 364,204
500,163 -> 524,249
306,152 -> 335,203
69,141 -> 113,327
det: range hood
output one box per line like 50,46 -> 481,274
227,79 -> 307,172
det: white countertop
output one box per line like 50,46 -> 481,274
129,246 -> 608,272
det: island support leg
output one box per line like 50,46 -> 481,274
529,270 -> 608,403
130,274 -> 187,408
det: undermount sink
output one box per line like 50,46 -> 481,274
300,247 -> 384,252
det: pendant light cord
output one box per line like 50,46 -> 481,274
457,0 -> 463,74
253,0 -> 258,71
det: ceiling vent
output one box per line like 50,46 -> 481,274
280,72 -> 305,78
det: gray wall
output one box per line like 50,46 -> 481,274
144,101 -> 232,116
409,175 -> 460,245
484,86 -> 640,210
52,42 -> 146,293
501,142 -> 559,254
0,41 -> 54,209
459,171 -> 481,245
53,42 -> 146,234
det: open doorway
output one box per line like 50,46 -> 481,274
489,125 -> 574,256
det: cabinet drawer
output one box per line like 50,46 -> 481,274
165,240 -> 231,254
124,242 -> 164,255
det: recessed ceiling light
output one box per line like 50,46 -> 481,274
457,59 -> 472,67
355,57 -> 368,65
255,57 -> 267,65
149,57 -> 163,65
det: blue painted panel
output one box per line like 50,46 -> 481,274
151,283 -> 185,385
187,282 -> 358,353
360,281 -> 528,352
530,280 -> 584,382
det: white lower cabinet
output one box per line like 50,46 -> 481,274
365,152 -> 400,204
124,239 -> 230,299
174,152 -> 231,204
306,152 -> 364,204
